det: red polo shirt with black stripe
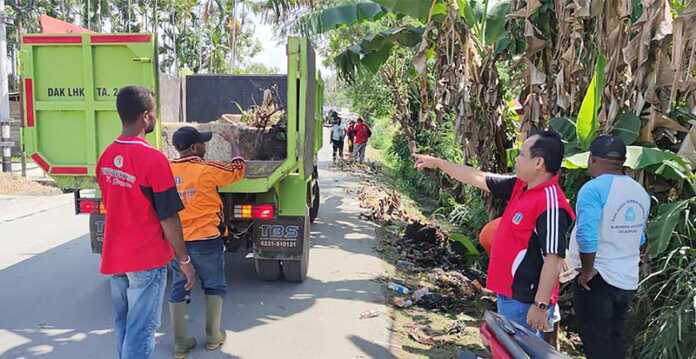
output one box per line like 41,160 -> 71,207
485,175 -> 575,304
96,135 -> 184,274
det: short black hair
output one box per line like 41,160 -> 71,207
529,128 -> 564,174
357,117 -> 364,123
116,86 -> 154,125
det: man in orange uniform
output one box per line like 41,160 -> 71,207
168,126 -> 246,358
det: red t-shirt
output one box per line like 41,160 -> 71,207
96,135 -> 184,274
485,175 -> 575,304
354,123 -> 371,144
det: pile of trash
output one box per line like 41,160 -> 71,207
428,268 -> 480,301
357,186 -> 408,225
386,270 -> 482,314
233,86 -> 286,128
334,160 -> 381,175
393,221 -> 480,273
354,171 -> 489,314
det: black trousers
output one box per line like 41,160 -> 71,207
574,273 -> 635,359
332,139 -> 344,158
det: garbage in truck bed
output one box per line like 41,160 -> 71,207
161,85 -> 288,169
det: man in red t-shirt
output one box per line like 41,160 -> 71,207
96,86 -> 195,359
414,129 -> 574,337
352,117 -> 371,163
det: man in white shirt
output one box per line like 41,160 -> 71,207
567,135 -> 650,359
330,115 -> 345,162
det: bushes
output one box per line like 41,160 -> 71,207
371,114 -> 490,269
369,116 -> 396,151
630,198 -> 696,358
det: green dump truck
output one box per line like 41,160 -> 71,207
20,33 -> 322,282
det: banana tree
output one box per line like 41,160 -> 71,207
316,1 -> 515,172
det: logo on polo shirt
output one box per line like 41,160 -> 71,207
113,155 -> 124,168
625,207 -> 637,222
512,212 -> 523,225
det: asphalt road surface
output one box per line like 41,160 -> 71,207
0,130 -> 395,359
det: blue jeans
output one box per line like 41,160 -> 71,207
170,237 -> 226,303
110,266 -> 167,359
496,295 -> 554,338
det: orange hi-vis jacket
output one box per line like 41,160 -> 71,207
170,156 -> 246,242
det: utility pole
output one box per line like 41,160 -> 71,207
0,0 -> 12,173
229,0 -> 238,72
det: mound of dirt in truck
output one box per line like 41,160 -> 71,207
0,173 -> 61,196
161,119 -> 287,162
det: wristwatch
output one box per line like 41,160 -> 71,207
534,301 -> 549,310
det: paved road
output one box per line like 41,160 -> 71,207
0,131 -> 395,359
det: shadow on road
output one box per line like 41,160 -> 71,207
0,158 -> 391,358
349,335 -> 398,359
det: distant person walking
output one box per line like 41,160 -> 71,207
330,117 -> 345,162
352,118 -> 371,163
346,120 -> 356,156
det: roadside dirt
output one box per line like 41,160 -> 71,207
0,173 -> 61,196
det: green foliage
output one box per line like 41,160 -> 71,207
334,26 -> 424,81
296,2 -> 386,34
549,116 -> 580,155
576,54 -> 607,151
633,244 -> 696,358
647,198 -> 696,259
443,186 -> 489,236
369,116 -> 396,150
338,69 -> 395,119
449,233 -> 480,256
553,111 -> 696,194
7,0 -> 263,76
612,113 -> 642,145
483,0 -> 512,46
562,147 -> 696,192
232,62 -> 281,75
456,0 -> 512,47
372,0 -> 436,22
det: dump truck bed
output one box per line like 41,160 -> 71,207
20,34 -> 320,193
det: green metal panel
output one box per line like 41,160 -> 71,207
221,37 -> 303,194
20,33 -> 322,198
276,174 -> 309,217
314,76 -> 324,155
20,33 -> 158,189
221,37 -> 321,220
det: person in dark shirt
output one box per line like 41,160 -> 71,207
414,129 -> 575,336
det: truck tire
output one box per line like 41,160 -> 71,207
282,258 -> 307,282
255,259 -> 281,281
283,215 -> 310,282
309,181 -> 320,223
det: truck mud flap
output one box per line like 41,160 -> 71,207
253,216 -> 305,260
89,213 -> 105,254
